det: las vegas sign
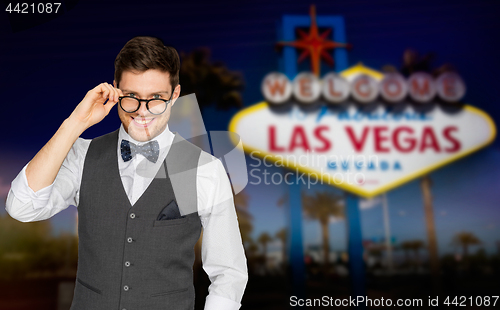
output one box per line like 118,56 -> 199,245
229,64 -> 496,198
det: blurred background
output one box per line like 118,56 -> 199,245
1,0 -> 499,309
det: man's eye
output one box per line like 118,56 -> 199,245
127,93 -> 135,97
153,94 -> 162,99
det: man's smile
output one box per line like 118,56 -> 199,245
131,116 -> 155,127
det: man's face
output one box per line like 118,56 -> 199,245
114,69 -> 180,142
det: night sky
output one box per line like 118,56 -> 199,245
1,0 -> 499,257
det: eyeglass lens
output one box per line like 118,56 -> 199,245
120,98 -> 167,115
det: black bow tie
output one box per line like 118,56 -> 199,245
121,139 -> 160,163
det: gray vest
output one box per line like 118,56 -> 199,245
70,129 -> 202,310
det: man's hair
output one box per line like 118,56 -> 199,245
114,36 -> 180,90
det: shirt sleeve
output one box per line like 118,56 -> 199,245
5,137 -> 91,222
197,154 -> 248,310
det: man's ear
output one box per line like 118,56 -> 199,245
113,80 -> 117,88
172,84 -> 181,106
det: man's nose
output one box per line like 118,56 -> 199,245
136,100 -> 150,115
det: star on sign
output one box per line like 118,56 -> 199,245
276,5 -> 352,76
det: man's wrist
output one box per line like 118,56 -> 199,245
204,294 -> 241,310
64,115 -> 88,137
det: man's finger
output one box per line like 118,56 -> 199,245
104,98 -> 117,114
107,82 -> 118,102
103,82 -> 114,102
111,84 -> 120,102
102,88 -> 109,102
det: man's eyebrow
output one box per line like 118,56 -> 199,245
121,90 -> 170,95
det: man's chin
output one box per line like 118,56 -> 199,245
128,128 -> 155,142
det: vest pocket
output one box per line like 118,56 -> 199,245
153,216 -> 189,227
77,277 -> 102,295
150,287 -> 188,297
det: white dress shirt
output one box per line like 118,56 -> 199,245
5,123 -> 248,310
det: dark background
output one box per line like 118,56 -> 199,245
1,0 -> 500,309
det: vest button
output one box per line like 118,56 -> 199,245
125,261 -> 131,267
127,237 -> 133,243
130,213 -> 135,219
123,285 -> 129,291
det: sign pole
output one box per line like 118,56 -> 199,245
287,172 -> 305,305
382,193 -> 394,273
420,174 -> 443,296
345,192 -> 366,309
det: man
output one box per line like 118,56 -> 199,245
5,36 -> 247,310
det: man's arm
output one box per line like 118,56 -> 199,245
5,138 -> 90,222
199,157 -> 248,310
6,82 -> 122,221
25,82 -> 121,192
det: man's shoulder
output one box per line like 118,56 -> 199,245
172,132 -> 208,158
171,132 -> 222,171
89,129 -> 119,144
82,129 -> 119,161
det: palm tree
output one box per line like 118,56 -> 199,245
400,240 -> 425,268
179,48 -> 244,112
409,240 -> 425,266
302,190 -> 344,274
258,232 -> 272,258
0,214 -> 79,280
453,232 -> 481,259
181,49 -> 246,299
233,188 -> 253,248
420,175 -> 441,293
400,49 -> 435,77
399,48 -> 456,78
399,241 -> 413,266
275,228 -> 288,267
395,50 -> 455,293
245,237 -> 259,258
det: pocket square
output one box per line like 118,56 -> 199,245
157,200 -> 185,221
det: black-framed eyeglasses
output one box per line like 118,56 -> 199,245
118,88 -> 175,115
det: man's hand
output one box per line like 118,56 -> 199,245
69,82 -> 123,130
25,82 -> 123,192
